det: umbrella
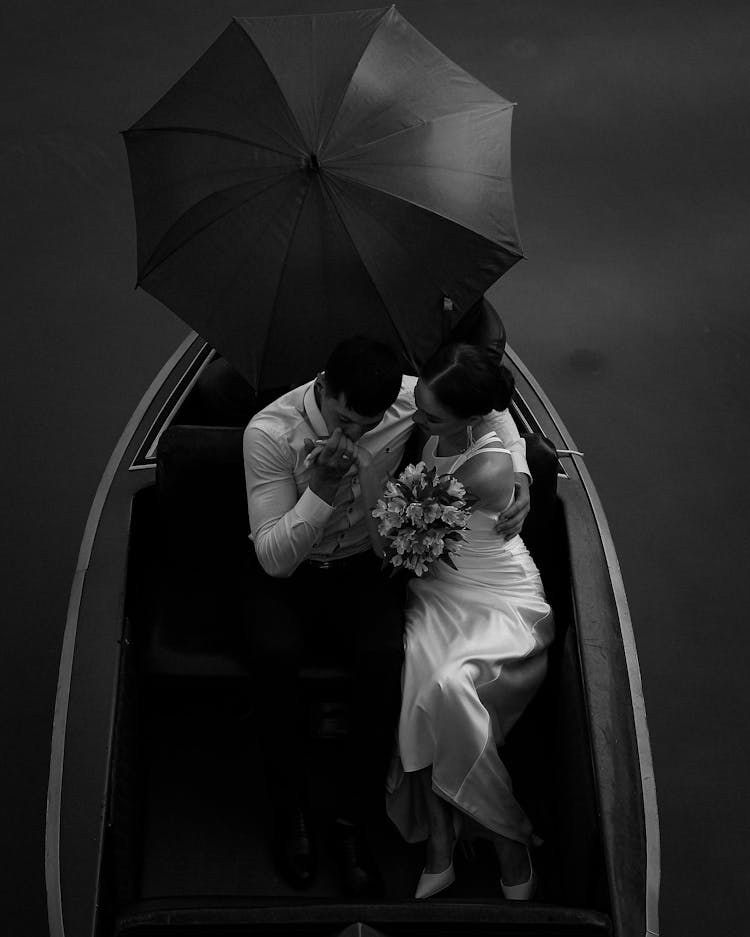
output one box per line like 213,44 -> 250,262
123,5 -> 522,389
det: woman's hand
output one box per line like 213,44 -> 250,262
493,474 -> 531,540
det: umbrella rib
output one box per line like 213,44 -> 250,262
325,171 -> 520,319
200,179 -> 311,378
316,171 -> 420,373
233,19 -> 310,155
255,178 -> 319,386
324,102 -> 513,163
325,168 -> 523,259
316,6 -> 392,155
139,171 -> 299,283
126,125 -> 300,161
311,15 -> 320,147
332,160 -> 512,183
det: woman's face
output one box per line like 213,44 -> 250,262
413,379 -> 467,436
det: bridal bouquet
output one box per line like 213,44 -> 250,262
372,462 -> 476,576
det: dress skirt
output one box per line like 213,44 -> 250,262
386,528 -> 554,845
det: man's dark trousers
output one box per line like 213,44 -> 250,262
245,549 -> 406,822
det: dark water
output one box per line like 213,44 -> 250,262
2,1 -> 749,932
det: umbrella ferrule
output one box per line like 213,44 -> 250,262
304,152 -> 321,174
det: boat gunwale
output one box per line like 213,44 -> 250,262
115,897 -> 613,932
131,343 -> 216,469
505,342 -> 660,937
45,332 -> 198,937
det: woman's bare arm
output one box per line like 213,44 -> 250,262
455,450 -> 515,515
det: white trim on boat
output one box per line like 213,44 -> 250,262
505,343 -> 661,937
45,332 -> 196,937
140,345 -> 216,465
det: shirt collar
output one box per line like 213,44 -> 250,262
303,379 -> 329,438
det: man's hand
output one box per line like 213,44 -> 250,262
304,428 -> 358,505
493,473 -> 531,540
304,434 -> 374,470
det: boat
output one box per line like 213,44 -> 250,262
46,308 -> 660,937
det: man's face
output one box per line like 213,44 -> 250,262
318,378 -> 385,441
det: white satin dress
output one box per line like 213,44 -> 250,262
386,432 -> 554,845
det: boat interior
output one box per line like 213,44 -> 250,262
101,308 -> 614,935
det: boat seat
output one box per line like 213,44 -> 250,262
146,424 -> 559,679
148,424 -> 353,681
148,424 -> 251,677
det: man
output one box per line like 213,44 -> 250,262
243,336 -> 530,897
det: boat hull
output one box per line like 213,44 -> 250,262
47,333 -> 658,937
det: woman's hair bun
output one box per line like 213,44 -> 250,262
492,362 -> 515,411
421,342 -> 515,417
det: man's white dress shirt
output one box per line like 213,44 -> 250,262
243,375 -> 529,578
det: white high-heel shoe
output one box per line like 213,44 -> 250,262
415,812 -> 462,900
500,845 -> 536,900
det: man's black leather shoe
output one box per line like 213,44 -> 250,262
274,804 -> 317,888
332,819 -> 384,898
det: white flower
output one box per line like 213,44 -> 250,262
405,502 -> 425,526
402,554 -> 424,574
422,501 -> 441,524
371,498 -> 388,519
383,480 -> 402,499
446,476 -> 466,498
392,529 -> 415,555
423,532 -> 445,557
378,515 -> 403,535
440,505 -> 466,527
399,462 -> 427,488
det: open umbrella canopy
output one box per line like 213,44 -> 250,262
123,5 -> 522,389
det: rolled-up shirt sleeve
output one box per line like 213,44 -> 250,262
485,409 -> 531,480
243,424 -> 333,577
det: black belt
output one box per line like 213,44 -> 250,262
302,550 -> 375,571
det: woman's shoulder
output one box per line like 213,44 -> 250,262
455,447 -> 514,506
458,447 -> 513,480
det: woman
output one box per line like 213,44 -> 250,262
381,343 -> 554,900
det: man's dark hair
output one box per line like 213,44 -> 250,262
421,342 -> 515,417
324,336 -> 402,416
